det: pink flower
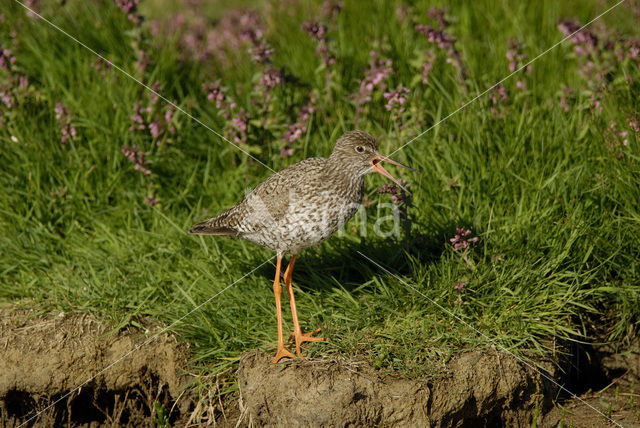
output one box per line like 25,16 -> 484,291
0,47 -> 16,71
122,145 -> 151,176
383,86 -> 410,112
352,51 -> 393,106
259,68 -> 282,89
422,61 -> 433,84
302,21 -> 335,67
449,228 -> 479,251
54,102 -> 77,143
322,1 -> 344,21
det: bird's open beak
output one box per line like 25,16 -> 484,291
371,154 -> 417,193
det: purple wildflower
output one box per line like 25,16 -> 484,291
322,1 -> 344,21
148,120 -> 162,139
23,0 -> 39,19
559,87 -> 573,113
54,102 -> 77,143
0,86 -> 13,108
454,281 -> 467,292
250,42 -> 274,65
136,49 -> 150,73
302,20 -> 335,67
204,80 -> 226,110
121,145 -> 151,176
230,111 -> 248,144
378,180 -> 408,206
383,86 -> 410,113
129,103 -> 146,131
506,39 -> 531,90
0,47 -> 16,71
422,61 -> 433,85
283,102 -> 315,146
605,120 -> 630,157
449,228 -> 479,251
114,0 -> 142,25
488,84 -> 508,115
145,195 -> 157,206
352,51 -> 393,107
557,19 -> 598,57
426,7 -> 449,29
628,115 -> 639,134
259,67 -> 282,89
395,3 -> 409,21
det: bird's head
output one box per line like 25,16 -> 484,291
330,130 -> 416,192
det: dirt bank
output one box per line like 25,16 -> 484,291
1,305 -> 638,427
237,349 -> 556,427
0,306 -> 195,426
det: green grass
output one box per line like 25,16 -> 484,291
1,0 -> 639,396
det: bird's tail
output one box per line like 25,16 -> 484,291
189,216 -> 239,236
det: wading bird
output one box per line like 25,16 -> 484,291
189,130 -> 415,363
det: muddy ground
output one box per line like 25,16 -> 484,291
0,306 -> 638,427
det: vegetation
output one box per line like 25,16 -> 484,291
1,0 -> 638,399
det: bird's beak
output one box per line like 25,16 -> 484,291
371,153 -> 417,193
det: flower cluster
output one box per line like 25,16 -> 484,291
449,228 -> 479,251
488,84 -> 508,116
0,84 -> 13,109
54,102 -> 77,143
283,103 -> 315,145
377,182 -> 407,205
129,100 -> 176,145
203,80 -> 249,144
605,120 -> 629,158
0,47 -> 16,72
150,9 -> 263,66
352,51 -> 393,107
628,114 -> 639,134
321,1 -> 344,22
114,0 -> 142,26
121,145 -> 151,176
23,0 -> 39,19
91,57 -> 113,77
415,8 -> 463,72
421,59 -> 434,85
558,87 -> 573,113
383,86 -> 410,116
557,19 -> 598,57
259,67 -> 282,90
302,20 -> 335,68
506,39 -> 531,90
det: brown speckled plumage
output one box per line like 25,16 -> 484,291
190,130 -> 378,256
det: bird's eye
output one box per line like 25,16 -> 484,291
355,146 -> 364,153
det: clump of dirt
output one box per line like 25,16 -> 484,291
0,306 -> 195,427
237,349 -> 557,427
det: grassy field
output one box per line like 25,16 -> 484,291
1,0 -> 639,400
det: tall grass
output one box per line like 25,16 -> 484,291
0,0 -> 638,387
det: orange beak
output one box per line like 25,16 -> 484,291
371,154 -> 417,193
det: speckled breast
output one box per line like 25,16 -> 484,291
246,177 -> 364,255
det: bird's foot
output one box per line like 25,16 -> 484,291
291,328 -> 327,356
272,345 -> 295,365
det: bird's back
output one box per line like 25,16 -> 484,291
189,156 -> 364,254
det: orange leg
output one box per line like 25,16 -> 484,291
284,254 -> 326,356
273,256 -> 295,364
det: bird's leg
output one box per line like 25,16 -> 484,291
272,256 -> 295,364
284,254 -> 326,356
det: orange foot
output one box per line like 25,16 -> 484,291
272,345 -> 295,365
291,328 -> 327,356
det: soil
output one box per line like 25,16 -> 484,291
1,305 -> 638,427
0,306 -> 197,427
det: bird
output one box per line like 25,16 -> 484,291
189,130 -> 415,363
